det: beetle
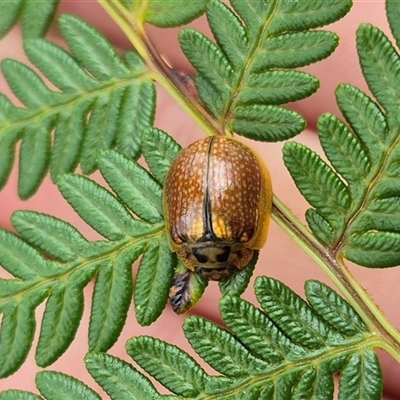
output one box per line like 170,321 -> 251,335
163,136 -> 272,283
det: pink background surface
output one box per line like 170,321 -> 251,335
0,1 -> 398,398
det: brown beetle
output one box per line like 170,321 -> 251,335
164,136 -> 272,282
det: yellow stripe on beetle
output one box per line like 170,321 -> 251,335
164,136 -> 272,283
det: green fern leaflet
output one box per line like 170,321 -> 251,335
120,0 -> 207,27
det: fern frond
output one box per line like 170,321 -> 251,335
180,0 -> 352,141
0,279 -> 383,398
123,278 -> 382,399
0,14 -> 155,199
0,139 -> 179,376
102,278 -> 381,398
0,0 -> 59,39
283,16 -> 400,268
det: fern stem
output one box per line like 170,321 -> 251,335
98,0 -> 222,137
273,196 -> 400,361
